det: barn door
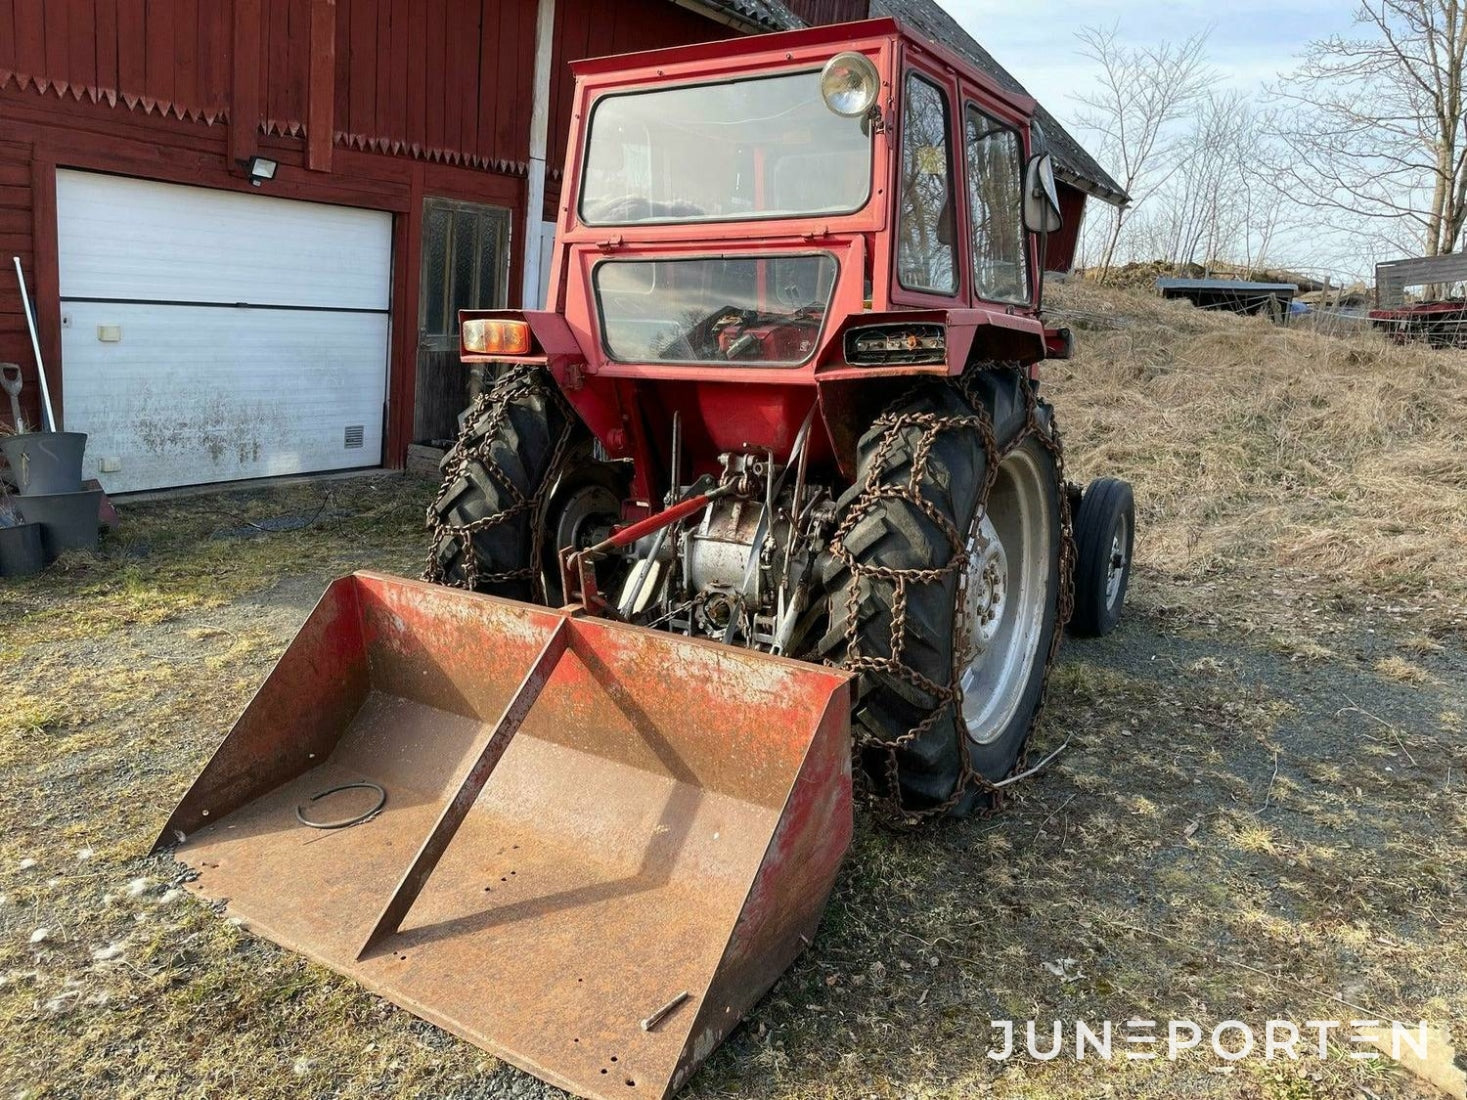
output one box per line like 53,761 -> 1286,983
413,198 -> 512,445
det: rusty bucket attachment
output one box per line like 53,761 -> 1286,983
156,572 -> 852,1100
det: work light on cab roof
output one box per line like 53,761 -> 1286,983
820,51 -> 880,117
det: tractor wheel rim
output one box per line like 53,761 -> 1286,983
553,484 -> 620,553
958,445 -> 1052,746
1106,514 -> 1129,609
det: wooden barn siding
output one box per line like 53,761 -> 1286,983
0,0 -> 735,456
1046,182 -> 1087,274
262,0 -> 310,130
332,0 -> 539,170
782,0 -> 869,26
0,0 -> 549,165
0,137 -> 43,431
0,0 -> 541,458
0,85 -> 522,461
3,0 -> 233,118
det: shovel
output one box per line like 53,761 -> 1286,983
0,364 -> 22,433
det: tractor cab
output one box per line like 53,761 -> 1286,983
526,18 -> 1061,382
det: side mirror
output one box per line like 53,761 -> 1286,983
1022,153 -> 1063,234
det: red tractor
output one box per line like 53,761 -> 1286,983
429,18 -> 1133,816
160,19 -> 1134,1100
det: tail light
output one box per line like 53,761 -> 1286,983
462,319 -> 531,356
844,323 -> 946,365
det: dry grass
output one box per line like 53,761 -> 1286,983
0,474 -> 478,1098
0,477 -> 429,657
1046,281 -> 1467,635
2,306 -> 1465,1100
1374,656 -> 1430,684
4,474 -> 1460,1100
694,640 -> 1467,1100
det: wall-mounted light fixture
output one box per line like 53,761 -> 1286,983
241,155 -> 279,187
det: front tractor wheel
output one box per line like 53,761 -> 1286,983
1068,477 -> 1134,638
819,370 -> 1070,818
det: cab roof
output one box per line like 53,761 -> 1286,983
571,18 -> 1036,122
577,5 -> 1128,207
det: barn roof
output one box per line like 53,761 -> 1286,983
682,0 -> 807,32
688,0 -> 1128,206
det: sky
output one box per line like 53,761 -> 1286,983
942,0 -> 1362,114
936,1 -> 1373,275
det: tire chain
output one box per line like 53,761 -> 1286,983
424,365 -> 1075,822
826,368 -> 1076,823
423,365 -> 577,599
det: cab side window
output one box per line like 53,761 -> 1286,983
897,74 -> 958,295
965,106 -> 1029,304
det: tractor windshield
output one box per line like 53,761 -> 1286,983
580,71 -> 873,225
594,254 -> 838,365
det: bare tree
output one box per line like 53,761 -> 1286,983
1159,92 -> 1250,270
1073,24 -> 1214,280
1269,0 -> 1467,257
1154,93 -> 1289,274
1239,158 -> 1288,273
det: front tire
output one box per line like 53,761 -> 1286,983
1069,477 -> 1133,638
819,369 -> 1070,818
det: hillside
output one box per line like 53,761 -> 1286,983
1045,281 -> 1467,637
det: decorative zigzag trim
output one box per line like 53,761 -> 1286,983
0,68 -> 229,124
0,71 -> 525,176
334,131 -> 527,176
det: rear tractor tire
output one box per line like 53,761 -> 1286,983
426,366 -> 590,602
819,368 -> 1070,818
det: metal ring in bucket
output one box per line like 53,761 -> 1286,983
295,781 -> 387,830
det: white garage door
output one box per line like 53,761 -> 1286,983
57,170 -> 392,493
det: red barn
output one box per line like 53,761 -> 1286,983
0,0 -> 1121,493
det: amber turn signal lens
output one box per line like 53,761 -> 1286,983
462,319 -> 531,355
